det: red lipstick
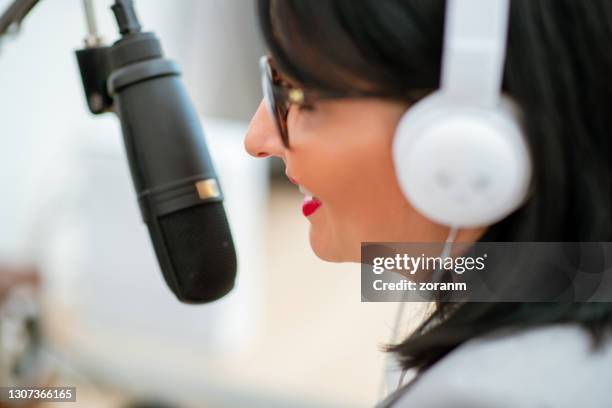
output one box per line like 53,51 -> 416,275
302,197 -> 322,217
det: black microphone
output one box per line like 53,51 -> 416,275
77,0 -> 237,303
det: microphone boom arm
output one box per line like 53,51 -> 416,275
0,0 -> 41,39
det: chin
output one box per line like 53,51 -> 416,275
308,225 -> 350,263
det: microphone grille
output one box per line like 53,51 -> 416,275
155,202 -> 237,303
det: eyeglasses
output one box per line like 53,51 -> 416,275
259,55 -> 432,148
260,56 -> 348,148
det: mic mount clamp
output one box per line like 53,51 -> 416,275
0,0 -> 138,115
76,0 -> 143,114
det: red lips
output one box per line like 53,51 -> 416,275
302,197 -> 322,217
287,173 -> 322,217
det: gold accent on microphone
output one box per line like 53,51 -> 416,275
196,179 -> 220,200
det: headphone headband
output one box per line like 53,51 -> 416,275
442,0 -> 510,107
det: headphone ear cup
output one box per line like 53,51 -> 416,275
392,92 -> 532,228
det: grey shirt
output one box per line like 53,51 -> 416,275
377,323 -> 612,407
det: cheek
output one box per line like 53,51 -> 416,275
320,143 -> 413,239
299,108 -> 415,238
286,100 -> 443,262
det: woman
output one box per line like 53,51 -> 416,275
245,0 -> 612,406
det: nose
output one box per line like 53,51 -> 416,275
244,100 -> 286,159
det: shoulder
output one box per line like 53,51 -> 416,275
387,323 -> 612,408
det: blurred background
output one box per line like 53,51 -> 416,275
0,0 -> 423,406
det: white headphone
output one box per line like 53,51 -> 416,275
392,0 -> 532,228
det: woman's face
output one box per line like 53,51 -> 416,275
245,97 -> 485,263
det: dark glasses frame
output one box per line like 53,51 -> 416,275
259,55 -> 433,148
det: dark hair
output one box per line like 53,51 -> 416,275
257,0 -> 612,373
